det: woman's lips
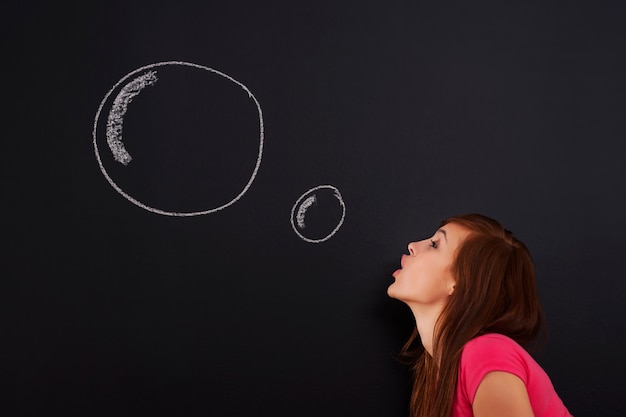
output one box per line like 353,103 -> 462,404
391,255 -> 406,277
393,255 -> 406,277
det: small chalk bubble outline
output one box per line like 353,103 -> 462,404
92,61 -> 264,217
290,185 -> 346,243
106,70 -> 158,165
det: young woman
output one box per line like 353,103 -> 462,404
388,213 -> 572,417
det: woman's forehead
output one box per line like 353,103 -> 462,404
437,223 -> 472,246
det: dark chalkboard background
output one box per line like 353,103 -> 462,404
4,1 -> 626,416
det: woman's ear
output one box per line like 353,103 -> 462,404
448,285 -> 455,296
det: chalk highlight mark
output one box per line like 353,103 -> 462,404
106,70 -> 158,165
296,195 -> 317,229
92,61 -> 264,217
290,185 -> 346,243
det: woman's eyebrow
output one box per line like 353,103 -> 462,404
437,229 -> 448,242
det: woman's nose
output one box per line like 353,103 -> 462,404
408,241 -> 417,255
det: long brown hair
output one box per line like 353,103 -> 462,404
398,213 -> 546,417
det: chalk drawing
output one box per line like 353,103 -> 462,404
106,70 -> 158,165
296,195 -> 317,229
290,185 -> 346,243
92,61 -> 264,217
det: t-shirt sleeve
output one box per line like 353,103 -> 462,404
457,335 -> 530,405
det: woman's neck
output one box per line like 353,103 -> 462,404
408,302 -> 446,357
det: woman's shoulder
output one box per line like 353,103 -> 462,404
459,333 -> 534,384
465,332 -> 521,346
456,333 -> 535,408
458,336 -> 573,417
462,333 -> 529,359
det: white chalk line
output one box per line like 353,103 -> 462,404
290,185 -> 346,243
106,70 -> 158,165
296,195 -> 317,229
92,61 -> 264,217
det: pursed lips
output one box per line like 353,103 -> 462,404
393,254 -> 407,277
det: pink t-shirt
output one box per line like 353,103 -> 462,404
451,333 -> 572,417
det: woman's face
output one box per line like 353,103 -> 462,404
387,222 -> 471,308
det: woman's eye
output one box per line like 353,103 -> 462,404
430,240 -> 438,249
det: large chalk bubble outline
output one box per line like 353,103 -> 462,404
92,61 -> 264,217
290,185 -> 346,243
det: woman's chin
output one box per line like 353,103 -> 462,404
387,283 -> 399,299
